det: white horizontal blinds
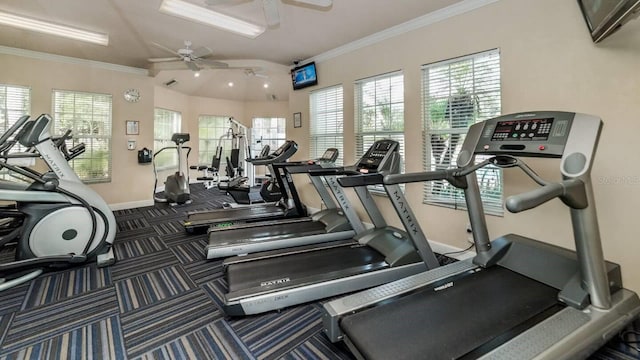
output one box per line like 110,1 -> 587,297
154,108 -> 181,170
52,90 -> 112,183
422,49 -> 503,215
355,71 -> 404,192
252,117 -> 286,157
0,84 -> 30,153
310,85 -> 344,165
0,84 -> 30,181
198,115 -> 228,165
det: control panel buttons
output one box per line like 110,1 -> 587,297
538,145 -> 546,151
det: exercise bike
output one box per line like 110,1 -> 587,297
0,114 -> 116,291
153,133 -> 192,205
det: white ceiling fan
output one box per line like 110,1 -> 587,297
148,40 -> 229,72
205,0 -> 332,27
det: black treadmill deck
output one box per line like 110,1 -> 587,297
226,244 -> 388,299
209,219 -> 328,246
340,266 -> 561,360
184,204 -> 285,231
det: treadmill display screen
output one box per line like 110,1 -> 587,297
491,118 -> 554,141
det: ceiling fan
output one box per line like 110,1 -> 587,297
148,40 -> 229,72
204,0 -> 332,27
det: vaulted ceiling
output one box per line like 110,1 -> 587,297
0,0 -> 466,101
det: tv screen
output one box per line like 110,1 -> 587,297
291,62 -> 318,90
578,0 -> 640,42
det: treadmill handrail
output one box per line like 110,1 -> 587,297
308,167 -> 360,177
338,173 -> 384,187
506,179 -> 587,213
248,140 -> 298,165
384,169 -> 468,189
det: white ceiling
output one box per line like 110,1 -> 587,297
0,0 -> 465,101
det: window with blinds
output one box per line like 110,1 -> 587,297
252,117 -> 286,156
422,49 -> 503,215
0,84 -> 31,181
310,85 -> 344,165
355,72 -> 404,192
0,84 -> 30,151
154,108 -> 182,170
52,89 -> 112,183
198,115 -> 229,165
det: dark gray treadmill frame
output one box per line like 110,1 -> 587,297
322,111 -> 640,359
221,139 -> 439,316
205,156 -> 365,259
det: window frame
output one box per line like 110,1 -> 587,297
198,115 -> 230,165
310,84 -> 344,166
251,117 -> 286,157
52,89 -> 113,183
354,71 -> 405,193
154,108 -> 182,171
421,49 -> 503,216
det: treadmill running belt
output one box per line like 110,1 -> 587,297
340,266 -> 560,360
211,220 -> 326,245
188,205 -> 282,222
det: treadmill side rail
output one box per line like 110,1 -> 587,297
225,262 -> 426,316
478,289 -> 640,360
322,260 -> 477,342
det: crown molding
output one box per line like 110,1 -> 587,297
308,0 -> 499,64
0,45 -> 149,76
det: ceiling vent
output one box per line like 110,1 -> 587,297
164,79 -> 178,87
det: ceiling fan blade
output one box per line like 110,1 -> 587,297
291,0 -> 332,7
148,57 -> 181,63
262,0 -> 280,27
185,60 -> 201,72
151,41 -> 181,56
191,46 -> 213,59
197,58 -> 229,68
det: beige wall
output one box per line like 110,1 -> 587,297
0,54 -> 289,206
0,53 -> 155,205
287,0 -> 640,293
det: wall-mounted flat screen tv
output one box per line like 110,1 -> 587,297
578,0 -> 640,42
291,62 -> 318,90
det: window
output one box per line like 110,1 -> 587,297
310,85 -> 344,165
355,72 -> 404,192
251,117 -> 286,157
198,115 -> 230,164
0,84 -> 30,180
0,84 -> 30,132
422,49 -> 503,215
154,108 -> 182,169
52,90 -> 112,183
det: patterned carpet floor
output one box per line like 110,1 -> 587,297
0,183 -> 637,359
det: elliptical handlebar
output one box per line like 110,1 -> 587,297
0,115 -> 31,154
0,115 -> 30,146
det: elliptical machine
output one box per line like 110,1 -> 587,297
153,133 -> 192,205
0,114 -> 116,291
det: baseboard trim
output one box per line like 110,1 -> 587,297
110,199 -> 154,211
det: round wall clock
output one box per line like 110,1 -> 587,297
124,89 -> 140,103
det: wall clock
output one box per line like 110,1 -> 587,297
124,89 -> 140,103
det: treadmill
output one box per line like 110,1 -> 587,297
321,111 -> 640,360
206,148 -> 364,259
183,140 -> 305,233
221,139 -> 441,316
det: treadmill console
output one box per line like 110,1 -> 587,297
318,148 -> 339,163
355,139 -> 399,172
474,111 -> 575,158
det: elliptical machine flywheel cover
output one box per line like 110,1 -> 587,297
25,206 -> 106,257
